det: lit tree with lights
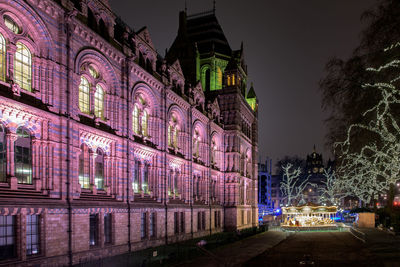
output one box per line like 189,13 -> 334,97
335,42 -> 400,205
318,168 -> 348,206
280,163 -> 310,206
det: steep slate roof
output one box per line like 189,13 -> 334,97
186,12 -> 231,56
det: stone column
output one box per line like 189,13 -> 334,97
6,133 -> 18,189
31,138 -> 41,191
104,155 -> 111,195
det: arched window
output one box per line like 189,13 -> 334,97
94,84 -> 104,118
0,125 -> 6,182
99,19 -> 109,40
232,74 -> 236,85
139,53 -> 145,69
211,139 -> 217,164
132,105 -> 139,134
14,42 -> 32,92
227,75 -> 231,86
145,58 -> 152,74
87,8 -> 97,31
0,33 -> 5,81
141,110 -> 148,136
95,149 -> 104,190
205,69 -> 210,91
142,164 -> 149,193
193,130 -> 200,158
168,170 -> 173,195
132,160 -> 140,193
79,76 -> 90,114
15,127 -> 32,184
79,144 -> 90,189
174,171 -> 179,194
4,15 -> 21,34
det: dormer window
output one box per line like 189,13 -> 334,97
4,15 -> 21,34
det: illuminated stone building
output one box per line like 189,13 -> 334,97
0,0 -> 258,265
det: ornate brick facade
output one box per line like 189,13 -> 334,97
0,0 -> 258,265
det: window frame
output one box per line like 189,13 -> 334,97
0,215 -> 16,260
26,215 -> 40,256
14,42 -> 32,92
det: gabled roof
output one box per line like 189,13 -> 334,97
136,27 -> 156,51
247,83 -> 256,99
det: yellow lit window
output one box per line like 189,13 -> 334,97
4,15 -> 21,34
14,42 -> 32,91
217,68 -> 222,89
94,84 -> 104,118
78,76 -> 90,114
227,75 -> 231,86
0,34 -> 5,81
232,74 -> 235,85
141,110 -> 148,136
132,105 -> 139,134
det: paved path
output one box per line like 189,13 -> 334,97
244,231 -> 375,267
178,230 -> 287,267
357,228 -> 400,266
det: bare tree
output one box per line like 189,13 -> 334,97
280,163 -> 310,206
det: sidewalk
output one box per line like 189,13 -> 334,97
177,230 -> 288,267
356,228 -> 400,266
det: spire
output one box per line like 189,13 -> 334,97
213,0 -> 216,14
313,144 -> 316,152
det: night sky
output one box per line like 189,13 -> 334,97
110,0 -> 376,167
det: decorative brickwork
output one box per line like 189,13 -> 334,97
0,0 -> 258,265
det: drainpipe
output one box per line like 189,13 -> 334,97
164,84 -> 168,245
125,57 -> 132,253
189,105 -> 194,239
65,11 -> 76,267
208,121 -> 212,235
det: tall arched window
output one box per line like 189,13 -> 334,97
99,19 -> 109,40
95,149 -> 104,190
15,127 -> 32,184
141,110 -> 148,136
94,84 -> 104,118
0,125 -> 6,182
79,76 -> 90,114
174,171 -> 179,194
132,105 -> 139,134
87,8 -> 97,31
211,139 -> 217,164
168,170 -> 173,195
79,144 -> 90,189
14,42 -> 32,92
205,69 -> 210,91
0,34 -> 5,81
193,130 -> 200,158
132,160 -> 140,193
142,164 -> 149,193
